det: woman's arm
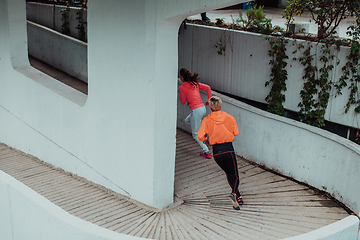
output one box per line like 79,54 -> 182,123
199,83 -> 212,104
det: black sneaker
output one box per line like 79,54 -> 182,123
201,12 -> 210,21
228,193 -> 240,210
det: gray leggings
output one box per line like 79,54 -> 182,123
185,106 -> 209,152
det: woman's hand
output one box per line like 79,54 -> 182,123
203,134 -> 209,144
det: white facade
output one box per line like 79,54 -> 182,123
0,0 -> 244,209
178,24 -> 360,129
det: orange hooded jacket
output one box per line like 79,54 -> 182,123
198,111 -> 239,145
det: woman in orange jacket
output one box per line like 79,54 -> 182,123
178,68 -> 212,158
198,96 -> 243,210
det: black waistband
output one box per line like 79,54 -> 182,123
212,142 -> 234,154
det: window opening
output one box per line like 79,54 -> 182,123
26,0 -> 88,95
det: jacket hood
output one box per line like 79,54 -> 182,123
209,111 -> 227,124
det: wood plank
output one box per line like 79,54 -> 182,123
0,129 -> 352,240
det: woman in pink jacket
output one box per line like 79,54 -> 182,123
178,68 -> 212,158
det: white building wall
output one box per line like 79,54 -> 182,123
0,0 -> 245,210
26,2 -> 54,29
178,24 -> 360,129
282,216 -> 359,240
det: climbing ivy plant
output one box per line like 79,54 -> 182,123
265,36 -> 341,128
265,36 -> 289,115
295,42 -> 338,127
60,5 -> 70,35
335,16 -> 360,114
76,8 -> 87,42
195,1 -> 360,130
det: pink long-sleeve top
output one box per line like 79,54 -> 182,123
178,81 -> 212,110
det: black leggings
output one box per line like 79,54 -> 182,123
213,142 -> 240,196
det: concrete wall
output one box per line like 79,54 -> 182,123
282,216 -> 359,240
26,2 -> 54,29
26,2 -> 88,41
27,21 -> 88,83
0,0 -> 245,210
178,24 -> 360,129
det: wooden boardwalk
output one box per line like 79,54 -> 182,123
0,129 -> 351,239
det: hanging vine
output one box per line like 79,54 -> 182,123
335,18 -> 360,114
337,41 -> 360,113
76,8 -> 87,42
60,5 -> 70,35
265,36 -> 289,115
214,28 -> 232,56
296,42 -> 338,127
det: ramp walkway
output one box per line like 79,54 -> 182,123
0,129 -> 351,239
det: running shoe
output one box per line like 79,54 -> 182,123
237,194 -> 244,205
200,152 -> 212,159
229,193 -> 240,210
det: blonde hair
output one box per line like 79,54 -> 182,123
209,96 -> 222,111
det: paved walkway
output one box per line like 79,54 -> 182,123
0,129 -> 351,239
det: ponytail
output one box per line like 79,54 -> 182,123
179,68 -> 200,87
